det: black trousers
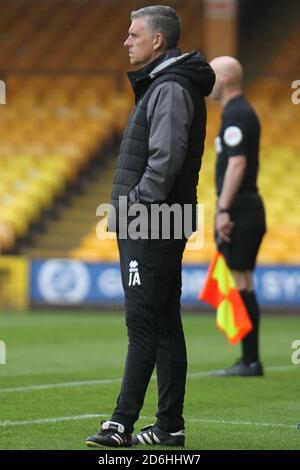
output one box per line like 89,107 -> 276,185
111,237 -> 187,433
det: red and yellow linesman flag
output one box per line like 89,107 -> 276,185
199,252 -> 252,345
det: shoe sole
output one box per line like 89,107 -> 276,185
86,440 -> 132,448
86,440 -> 103,448
210,372 -> 263,377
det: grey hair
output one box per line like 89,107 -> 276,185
131,5 -> 182,49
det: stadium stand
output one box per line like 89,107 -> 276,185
0,0 -> 135,253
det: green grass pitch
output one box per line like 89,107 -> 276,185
0,311 -> 299,450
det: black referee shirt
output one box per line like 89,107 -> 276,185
215,95 -> 260,196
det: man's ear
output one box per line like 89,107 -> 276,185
153,33 -> 165,51
222,74 -> 231,86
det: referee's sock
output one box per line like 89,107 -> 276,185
239,290 -> 260,365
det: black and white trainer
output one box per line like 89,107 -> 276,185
132,424 -> 185,447
86,420 -> 132,448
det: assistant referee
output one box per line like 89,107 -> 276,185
209,56 -> 266,377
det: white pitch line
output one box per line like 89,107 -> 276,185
0,414 -> 107,427
0,413 -> 296,429
0,364 -> 297,394
188,418 -> 296,429
0,378 -> 122,393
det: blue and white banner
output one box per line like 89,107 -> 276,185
30,260 -> 300,307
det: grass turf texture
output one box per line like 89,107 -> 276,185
0,311 -> 299,450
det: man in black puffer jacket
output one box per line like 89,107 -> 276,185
86,5 -> 215,449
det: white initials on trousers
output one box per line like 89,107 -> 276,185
128,260 -> 141,287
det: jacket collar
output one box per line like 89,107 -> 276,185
127,49 -> 185,102
150,51 -> 196,78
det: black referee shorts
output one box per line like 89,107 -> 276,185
217,192 -> 266,271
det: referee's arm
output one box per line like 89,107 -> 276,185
218,155 -> 246,210
217,155 -> 246,243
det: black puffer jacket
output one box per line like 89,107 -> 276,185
108,48 -> 215,234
